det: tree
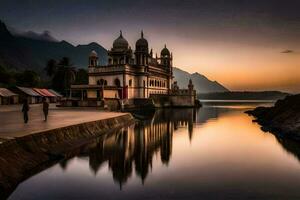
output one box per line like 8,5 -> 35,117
0,65 -> 12,86
15,70 -> 40,87
45,59 -> 57,77
46,57 -> 76,94
75,68 -> 88,85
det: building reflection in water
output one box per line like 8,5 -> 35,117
60,109 -> 197,188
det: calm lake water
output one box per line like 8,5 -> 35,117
8,102 -> 300,200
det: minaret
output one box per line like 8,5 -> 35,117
188,79 -> 194,94
89,50 -> 98,67
160,44 -> 171,67
135,30 -> 149,66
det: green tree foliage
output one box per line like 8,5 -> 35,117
0,65 -> 13,86
45,57 -> 84,94
15,70 -> 40,87
45,59 -> 57,77
0,65 -> 40,87
75,68 -> 88,85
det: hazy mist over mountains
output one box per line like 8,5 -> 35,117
8,26 -> 59,43
0,20 -> 228,93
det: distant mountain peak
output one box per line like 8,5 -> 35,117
0,20 -> 12,38
173,67 -> 229,93
89,42 -> 99,46
60,40 -> 73,46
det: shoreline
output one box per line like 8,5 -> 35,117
245,94 -> 300,140
0,112 -> 135,199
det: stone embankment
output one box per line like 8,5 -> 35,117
0,113 -> 134,199
246,94 -> 300,139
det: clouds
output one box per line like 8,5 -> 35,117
281,50 -> 294,54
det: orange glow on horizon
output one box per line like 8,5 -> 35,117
170,39 -> 300,93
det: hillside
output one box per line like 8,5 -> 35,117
173,67 -> 229,93
0,20 -> 107,72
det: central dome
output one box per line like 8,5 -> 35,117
113,31 -> 129,50
135,31 -> 148,52
161,44 -> 170,56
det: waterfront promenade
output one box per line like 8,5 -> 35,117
0,104 -> 127,141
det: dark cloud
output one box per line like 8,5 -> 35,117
1,0 -> 300,47
281,50 -> 294,54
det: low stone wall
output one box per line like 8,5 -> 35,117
104,98 -> 121,111
150,94 -> 195,108
0,113 -> 134,199
58,99 -> 103,107
123,98 -> 155,111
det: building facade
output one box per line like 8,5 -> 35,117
82,31 -> 173,100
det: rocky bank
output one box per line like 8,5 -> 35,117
246,94 -> 300,139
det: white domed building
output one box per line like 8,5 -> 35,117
78,31 -> 173,100
70,31 -> 196,108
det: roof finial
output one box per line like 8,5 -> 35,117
141,30 -> 144,38
120,30 -> 123,37
164,44 -> 167,48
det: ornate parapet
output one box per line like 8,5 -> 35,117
88,65 -> 126,74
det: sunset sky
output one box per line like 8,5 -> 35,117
0,0 -> 299,92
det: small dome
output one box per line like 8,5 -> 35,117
113,31 -> 129,50
89,50 -> 98,57
161,44 -> 170,56
136,31 -> 148,49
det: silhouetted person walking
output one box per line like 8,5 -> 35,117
22,99 -> 29,123
43,97 -> 49,121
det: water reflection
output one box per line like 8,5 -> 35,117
54,107 -> 244,188
275,136 -> 300,163
7,103 -> 300,199
60,109 -> 200,187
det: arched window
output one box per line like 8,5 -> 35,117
97,79 -> 105,85
98,79 -> 108,86
129,79 -> 132,87
115,78 -> 121,87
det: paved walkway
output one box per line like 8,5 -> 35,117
0,104 -> 126,140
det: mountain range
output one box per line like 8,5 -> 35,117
173,67 -> 229,93
0,20 -> 229,93
0,20 -> 107,73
